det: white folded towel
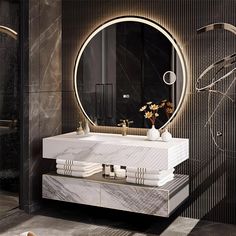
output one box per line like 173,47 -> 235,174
126,168 -> 174,180
126,174 -> 174,187
126,167 -> 175,175
56,163 -> 102,172
126,172 -> 173,180
57,167 -> 102,177
126,172 -> 174,183
56,159 -> 100,167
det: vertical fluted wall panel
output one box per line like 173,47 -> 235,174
62,0 -> 236,223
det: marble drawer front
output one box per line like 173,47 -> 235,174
100,183 -> 169,216
42,174 -> 100,206
101,174 -> 188,217
42,173 -> 189,217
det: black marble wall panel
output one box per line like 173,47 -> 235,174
21,0 -> 62,212
62,0 -> 236,224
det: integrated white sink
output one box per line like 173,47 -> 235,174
43,132 -> 189,170
80,133 -> 135,142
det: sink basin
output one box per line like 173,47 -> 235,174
80,133 -> 130,142
43,132 -> 189,170
61,132 -> 182,147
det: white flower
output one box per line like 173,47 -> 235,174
139,105 -> 147,112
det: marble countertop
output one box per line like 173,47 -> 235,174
45,132 -> 188,149
43,132 -> 189,170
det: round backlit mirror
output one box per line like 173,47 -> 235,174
74,17 -> 186,129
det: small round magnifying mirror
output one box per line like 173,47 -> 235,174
163,71 -> 177,85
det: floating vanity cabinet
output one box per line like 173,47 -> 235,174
42,132 -> 189,217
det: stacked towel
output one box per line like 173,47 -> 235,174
126,167 -> 174,187
56,159 -> 102,177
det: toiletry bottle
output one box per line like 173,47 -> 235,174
84,120 -> 90,135
109,165 -> 115,178
76,121 -> 84,135
104,164 -> 111,177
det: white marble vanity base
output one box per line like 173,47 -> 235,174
42,173 -> 189,217
43,132 -> 189,170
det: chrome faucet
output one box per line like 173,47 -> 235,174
117,119 -> 133,136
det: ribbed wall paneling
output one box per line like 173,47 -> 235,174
62,0 -> 236,224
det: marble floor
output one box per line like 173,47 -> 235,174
0,203 -> 236,236
0,191 -> 18,219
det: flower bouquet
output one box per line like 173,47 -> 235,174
139,100 -> 174,140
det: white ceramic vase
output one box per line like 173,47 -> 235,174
147,125 -> 160,141
161,129 -> 172,142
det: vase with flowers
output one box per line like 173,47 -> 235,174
139,100 -> 174,141
139,101 -> 160,141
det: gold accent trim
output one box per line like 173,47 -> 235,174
0,25 -> 18,40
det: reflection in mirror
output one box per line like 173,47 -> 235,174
74,18 -> 186,129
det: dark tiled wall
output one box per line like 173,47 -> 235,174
62,0 -> 236,223
22,0 -> 62,212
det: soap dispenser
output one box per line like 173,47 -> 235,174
84,120 -> 90,135
76,121 -> 84,135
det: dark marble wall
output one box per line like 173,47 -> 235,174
62,0 -> 236,224
21,0 -> 62,212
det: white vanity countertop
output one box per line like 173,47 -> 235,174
43,132 -> 189,170
46,132 -> 187,147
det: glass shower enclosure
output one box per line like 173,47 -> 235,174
0,0 -> 20,218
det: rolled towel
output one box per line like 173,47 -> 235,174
56,163 -> 102,172
57,167 -> 102,177
126,168 -> 174,180
56,159 -> 100,167
126,167 -> 174,175
126,174 -> 174,187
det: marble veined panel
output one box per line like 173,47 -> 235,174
42,174 -> 100,206
100,174 -> 188,217
100,183 -> 169,217
43,132 -> 189,170
43,173 -> 189,217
